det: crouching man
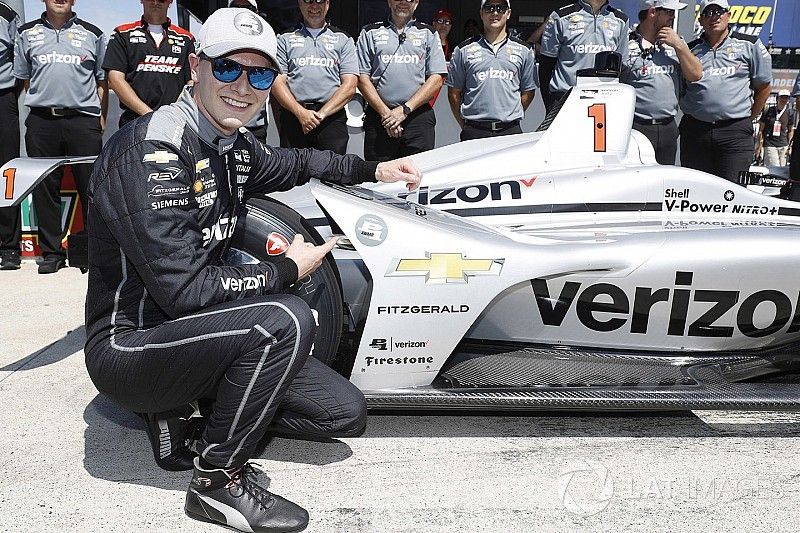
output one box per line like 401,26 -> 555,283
83,8 -> 420,533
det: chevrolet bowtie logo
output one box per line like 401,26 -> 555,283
387,253 -> 504,283
142,151 -> 179,164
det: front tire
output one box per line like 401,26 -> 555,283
229,197 -> 343,367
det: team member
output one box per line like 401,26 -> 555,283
0,1 -> 20,271
357,0 -> 447,161
428,8 -> 453,108
756,89 -> 794,167
432,8 -> 453,61
104,0 -> 195,128
539,0 -> 629,112
790,72 -> 800,191
621,0 -> 702,165
14,0 -> 107,274
447,0 -> 538,141
229,0 -> 259,9
84,8 -> 420,532
679,0 -> 772,182
272,0 -> 357,154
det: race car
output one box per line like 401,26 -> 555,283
4,65 -> 800,411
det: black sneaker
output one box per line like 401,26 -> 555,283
38,256 -> 66,274
143,410 -> 198,471
185,458 -> 309,533
0,249 -> 20,270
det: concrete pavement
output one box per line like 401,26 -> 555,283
1,261 -> 799,532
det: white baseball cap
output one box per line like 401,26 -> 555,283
197,8 -> 280,70
699,0 -> 730,12
778,89 -> 791,97
228,0 -> 258,8
481,0 -> 511,7
640,0 -> 687,10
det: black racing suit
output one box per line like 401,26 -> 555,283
84,88 -> 376,469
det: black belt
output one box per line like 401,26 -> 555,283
634,116 -> 674,126
300,102 -> 324,111
30,107 -> 84,117
685,115 -> 750,126
464,119 -> 520,132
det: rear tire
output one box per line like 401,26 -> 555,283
229,197 -> 343,367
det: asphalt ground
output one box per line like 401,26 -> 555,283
2,261 -> 800,532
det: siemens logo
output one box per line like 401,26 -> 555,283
37,52 -> 85,64
293,56 -> 336,67
569,44 -> 613,54
380,53 -> 420,64
476,68 -> 516,81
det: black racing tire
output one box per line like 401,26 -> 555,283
229,197 -> 343,367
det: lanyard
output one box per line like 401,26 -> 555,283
773,105 -> 786,137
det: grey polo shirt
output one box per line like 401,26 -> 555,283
679,31 -> 772,123
357,19 -> 447,109
277,23 -> 358,104
0,2 -> 19,90
446,35 -> 538,123
621,31 -> 682,121
13,12 -> 107,116
540,0 -> 629,94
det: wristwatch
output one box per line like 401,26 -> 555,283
402,103 -> 412,115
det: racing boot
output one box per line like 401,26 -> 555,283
185,458 -> 309,532
0,249 -> 21,270
143,406 -> 201,471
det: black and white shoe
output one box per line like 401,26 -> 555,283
143,409 -> 200,471
185,458 -> 309,533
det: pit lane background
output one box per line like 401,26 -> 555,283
3,0 -> 799,257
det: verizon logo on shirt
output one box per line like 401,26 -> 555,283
137,55 -> 182,73
37,51 -> 86,64
380,53 -> 420,64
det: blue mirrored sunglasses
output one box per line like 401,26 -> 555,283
204,56 -> 278,90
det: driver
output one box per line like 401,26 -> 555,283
83,8 -> 420,533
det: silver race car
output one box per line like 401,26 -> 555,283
4,69 -> 800,411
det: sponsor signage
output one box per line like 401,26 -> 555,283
19,166 -> 82,257
532,271 -> 800,338
386,253 -> 504,284
266,232 -> 290,256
